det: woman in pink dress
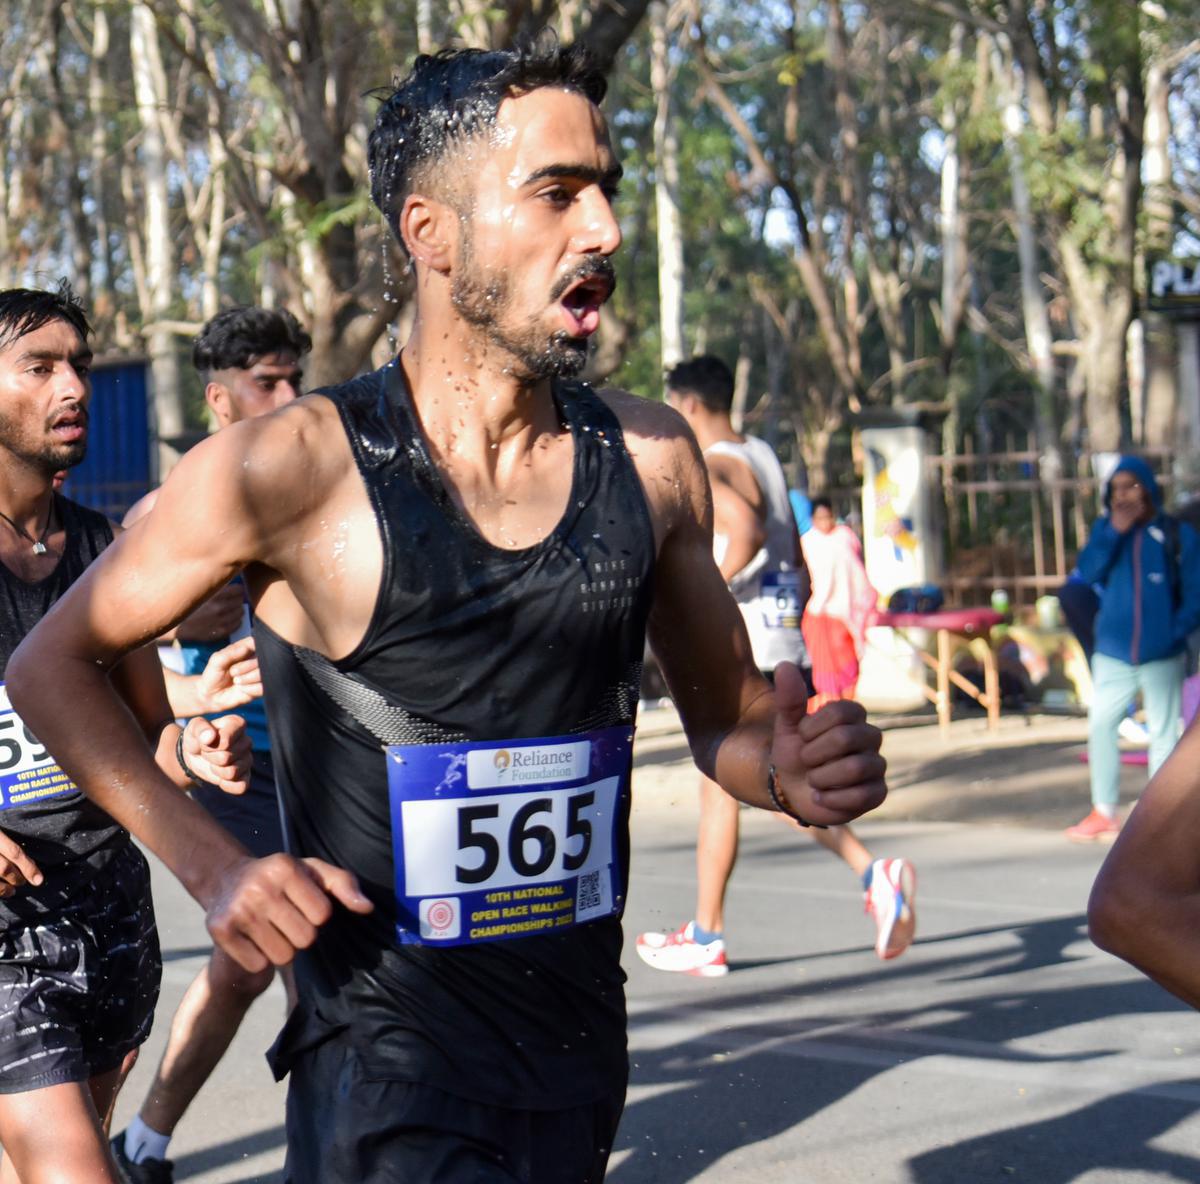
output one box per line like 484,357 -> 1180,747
801,497 -> 879,709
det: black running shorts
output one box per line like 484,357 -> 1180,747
0,843 -> 161,1093
192,751 -> 284,859
282,1030 -> 624,1184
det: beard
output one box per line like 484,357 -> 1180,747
0,411 -> 88,476
450,233 -> 613,382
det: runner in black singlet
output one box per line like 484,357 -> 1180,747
0,284 -> 251,1183
13,47 -> 889,1183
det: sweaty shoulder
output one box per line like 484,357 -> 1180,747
596,386 -> 708,540
156,393 -> 353,559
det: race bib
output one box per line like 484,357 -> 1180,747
386,726 -> 632,947
0,683 -> 77,810
760,570 -> 803,630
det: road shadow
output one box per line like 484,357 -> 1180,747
908,1083 -> 1200,1183
615,913 -> 1196,1182
730,913 -> 1094,980
171,1125 -> 286,1181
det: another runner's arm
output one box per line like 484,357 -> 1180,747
619,395 -> 885,827
709,468 -> 765,583
7,406 -> 371,966
161,637 -> 263,718
108,639 -> 250,796
1090,718 -> 1200,1008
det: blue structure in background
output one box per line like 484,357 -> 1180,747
63,358 -> 154,519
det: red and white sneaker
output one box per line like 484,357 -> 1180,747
635,922 -> 729,977
1065,809 -> 1121,843
865,858 -> 917,961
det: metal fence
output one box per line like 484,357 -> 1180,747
931,437 -> 1178,609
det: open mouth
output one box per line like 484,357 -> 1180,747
50,412 -> 87,444
559,275 -> 614,338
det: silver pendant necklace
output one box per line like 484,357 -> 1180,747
0,500 -> 53,555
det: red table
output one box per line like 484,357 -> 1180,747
872,607 -> 1007,733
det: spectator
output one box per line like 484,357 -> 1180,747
1066,457 -> 1200,842
801,496 -> 879,711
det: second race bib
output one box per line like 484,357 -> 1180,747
0,683 -> 77,810
760,570 -> 803,630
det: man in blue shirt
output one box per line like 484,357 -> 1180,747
1067,456 -> 1200,841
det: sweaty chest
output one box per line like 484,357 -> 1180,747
435,446 -> 576,552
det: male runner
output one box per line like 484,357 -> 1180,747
10,45 -> 888,1182
1089,718 -> 1200,1007
0,283 -> 250,1184
636,357 -> 916,974
112,307 -> 310,1184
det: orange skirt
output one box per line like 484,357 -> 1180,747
802,613 -> 859,705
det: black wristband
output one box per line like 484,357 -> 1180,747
766,763 -> 828,829
175,727 -> 207,789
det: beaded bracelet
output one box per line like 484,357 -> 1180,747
766,762 -> 827,829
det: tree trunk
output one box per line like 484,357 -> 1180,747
87,6 -> 116,297
416,0 -> 434,53
939,25 -> 970,373
650,1 -> 685,369
995,39 -> 1058,469
1082,310 -> 1131,453
131,2 -> 184,475
49,4 -> 93,302
1141,48 -> 1177,447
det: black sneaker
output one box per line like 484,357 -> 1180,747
110,1132 -> 175,1184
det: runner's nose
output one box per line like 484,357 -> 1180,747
570,186 -> 621,258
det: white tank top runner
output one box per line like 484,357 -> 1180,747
705,435 -> 808,672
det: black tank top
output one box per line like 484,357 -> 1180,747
256,361 -> 655,1108
0,494 -> 127,924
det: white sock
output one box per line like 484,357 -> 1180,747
1095,803 -> 1117,820
125,1116 -> 171,1164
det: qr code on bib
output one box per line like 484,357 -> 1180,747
575,869 -> 610,922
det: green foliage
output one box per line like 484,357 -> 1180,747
303,194 -> 375,245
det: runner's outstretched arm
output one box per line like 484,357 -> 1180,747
6,403 -> 372,973
1090,719 -> 1200,1008
618,393 -> 886,827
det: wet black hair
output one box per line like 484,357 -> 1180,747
665,355 -> 736,414
192,306 -> 312,377
368,37 -> 608,251
810,496 -> 834,513
0,281 -> 91,353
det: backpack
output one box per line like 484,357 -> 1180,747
887,584 -> 944,614
1163,514 -> 1183,611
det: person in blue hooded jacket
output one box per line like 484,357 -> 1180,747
1067,456 -> 1200,841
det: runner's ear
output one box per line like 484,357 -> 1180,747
400,193 -> 455,274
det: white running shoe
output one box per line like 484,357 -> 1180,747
865,858 -> 917,961
635,921 -> 729,977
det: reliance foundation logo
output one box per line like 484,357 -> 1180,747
468,739 -> 591,789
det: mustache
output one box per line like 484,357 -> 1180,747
549,257 -> 617,303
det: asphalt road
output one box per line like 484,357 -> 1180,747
110,713 -> 1200,1183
